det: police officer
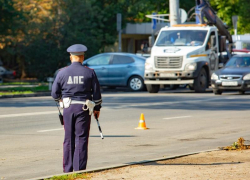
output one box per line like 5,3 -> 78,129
51,44 -> 102,173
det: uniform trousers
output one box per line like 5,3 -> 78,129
63,104 -> 91,172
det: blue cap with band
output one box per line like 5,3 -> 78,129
67,44 -> 87,55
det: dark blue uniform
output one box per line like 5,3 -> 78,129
51,44 -> 102,172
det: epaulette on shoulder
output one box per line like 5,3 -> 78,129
84,66 -> 93,70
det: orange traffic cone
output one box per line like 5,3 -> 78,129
135,113 -> 149,130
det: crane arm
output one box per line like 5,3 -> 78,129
195,0 -> 233,44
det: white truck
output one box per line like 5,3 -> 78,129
144,0 -> 233,93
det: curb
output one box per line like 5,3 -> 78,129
27,148 -> 219,180
0,92 -> 51,99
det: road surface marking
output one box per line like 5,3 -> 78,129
163,116 -> 192,120
0,111 -> 58,118
37,128 -> 64,133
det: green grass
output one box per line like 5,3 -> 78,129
0,91 -> 34,95
44,173 -> 91,180
0,85 -> 49,95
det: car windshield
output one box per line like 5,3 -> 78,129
155,30 -> 207,46
225,56 -> 250,67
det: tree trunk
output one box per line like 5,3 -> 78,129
17,55 -> 26,79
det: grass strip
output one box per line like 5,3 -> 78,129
0,85 -> 49,95
0,85 -> 49,91
44,173 -> 91,180
0,91 -> 34,95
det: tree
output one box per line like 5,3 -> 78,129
3,0 -> 250,81
237,0 -> 250,34
209,0 -> 250,34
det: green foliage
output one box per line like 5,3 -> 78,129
209,0 -> 240,34
209,0 -> 250,34
1,0 -> 197,80
237,0 -> 250,34
129,0 -> 194,23
0,0 -> 23,35
1,0 -> 250,81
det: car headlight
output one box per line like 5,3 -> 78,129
145,62 -> 153,70
243,74 -> 250,80
211,73 -> 218,80
185,63 -> 197,71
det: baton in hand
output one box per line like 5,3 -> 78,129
55,102 -> 64,125
95,115 -> 104,139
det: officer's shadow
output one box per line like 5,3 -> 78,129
133,161 -> 242,166
90,135 -> 136,138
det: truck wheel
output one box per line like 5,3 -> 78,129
128,76 -> 144,91
146,84 -> 160,93
213,89 -> 222,95
194,68 -> 207,93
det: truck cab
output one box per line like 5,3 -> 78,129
144,24 -> 220,93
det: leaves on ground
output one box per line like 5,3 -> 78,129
221,137 -> 250,150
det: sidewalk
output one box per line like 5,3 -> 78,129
27,149 -> 250,180
90,149 -> 250,180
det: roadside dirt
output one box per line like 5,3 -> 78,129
88,149 -> 250,180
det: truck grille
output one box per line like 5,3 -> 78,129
155,56 -> 183,69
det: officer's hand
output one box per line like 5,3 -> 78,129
94,111 -> 100,119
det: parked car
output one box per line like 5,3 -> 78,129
0,66 -> 16,80
83,52 -> 146,91
54,53 -> 146,91
211,54 -> 250,95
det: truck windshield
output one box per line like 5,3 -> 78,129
155,30 -> 207,46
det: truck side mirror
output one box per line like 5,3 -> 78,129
210,35 -> 216,48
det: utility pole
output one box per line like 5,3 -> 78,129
232,15 -> 238,41
169,0 -> 180,26
117,13 -> 122,52
151,12 -> 157,47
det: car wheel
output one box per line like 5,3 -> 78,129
146,84 -> 160,93
239,90 -> 245,95
194,68 -> 207,93
213,89 -> 222,95
128,76 -> 144,91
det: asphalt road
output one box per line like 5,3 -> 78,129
1,88 -> 250,180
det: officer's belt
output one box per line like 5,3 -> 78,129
71,100 -> 86,105
71,99 -> 95,115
